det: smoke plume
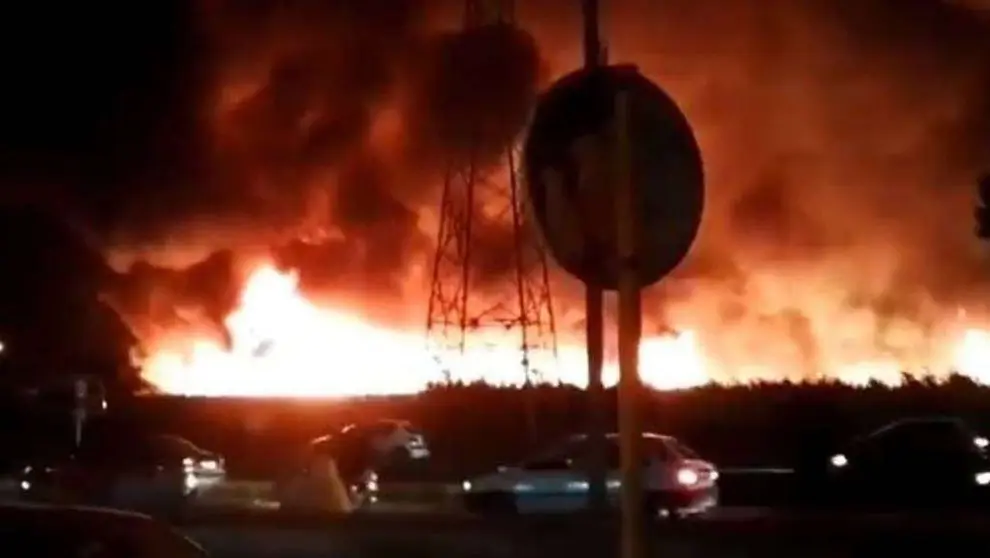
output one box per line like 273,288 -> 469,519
8,0 -> 990,382
97,0 -> 543,331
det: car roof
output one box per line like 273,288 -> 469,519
567,432 -> 674,442
310,434 -> 333,445
0,502 -> 206,551
340,419 -> 411,433
854,416 -> 969,443
311,419 -> 414,443
875,416 -> 966,432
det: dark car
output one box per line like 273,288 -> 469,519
19,427 -> 225,518
821,416 -> 990,509
0,502 -> 208,557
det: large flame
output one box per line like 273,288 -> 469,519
136,265 -> 990,397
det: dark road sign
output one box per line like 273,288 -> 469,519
523,65 -> 704,289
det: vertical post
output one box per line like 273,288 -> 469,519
73,378 -> 87,448
615,91 -> 645,558
583,0 -> 601,68
586,284 -> 607,511
508,146 -> 539,446
581,0 -> 608,514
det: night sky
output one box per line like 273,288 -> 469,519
0,3 -> 200,386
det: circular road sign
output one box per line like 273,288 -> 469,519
523,65 -> 704,290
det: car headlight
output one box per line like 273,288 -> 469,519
462,480 -> 472,492
975,472 -> 990,486
676,468 -> 699,486
830,454 -> 848,468
975,437 -> 988,449
183,473 -> 198,493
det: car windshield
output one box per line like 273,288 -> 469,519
853,419 -> 979,458
520,437 -> 585,469
670,439 -> 700,459
155,435 -> 210,457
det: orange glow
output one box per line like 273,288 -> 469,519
136,265 -> 990,397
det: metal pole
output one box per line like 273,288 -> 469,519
583,0 -> 601,68
586,284 -> 607,511
615,90 -> 645,558
73,378 -> 88,448
581,0 -> 608,515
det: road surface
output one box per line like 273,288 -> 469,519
180,508 -> 990,558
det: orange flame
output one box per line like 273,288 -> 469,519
136,265 -> 990,397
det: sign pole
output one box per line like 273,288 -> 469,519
583,0 -> 601,67
586,276 -> 607,512
615,90 -> 645,558
581,0 -> 608,515
522,29 -> 704,530
73,378 -> 87,448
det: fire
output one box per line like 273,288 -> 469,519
135,266 -> 990,397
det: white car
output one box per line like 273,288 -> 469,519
461,432 -> 718,517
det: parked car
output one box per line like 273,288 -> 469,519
822,416 -> 990,509
461,432 -> 718,518
18,427 -> 225,518
0,502 -> 208,557
276,419 -> 429,511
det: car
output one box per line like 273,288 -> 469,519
0,502 -> 208,557
275,419 -> 430,511
461,432 -> 718,518
822,416 -> 990,509
18,428 -> 226,518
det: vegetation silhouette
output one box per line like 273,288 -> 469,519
85,373 -> 990,480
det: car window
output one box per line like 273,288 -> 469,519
669,439 -> 700,459
604,437 -> 678,465
154,435 -> 208,458
522,437 -> 586,470
601,438 -> 655,467
864,420 -> 973,458
642,437 -> 673,462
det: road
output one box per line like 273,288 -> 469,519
4,476 -> 990,557
179,508 -> 990,558
6,474 -> 988,556
180,476 -> 990,557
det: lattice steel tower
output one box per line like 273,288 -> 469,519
426,0 -> 558,386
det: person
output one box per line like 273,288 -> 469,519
276,448 -> 352,513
